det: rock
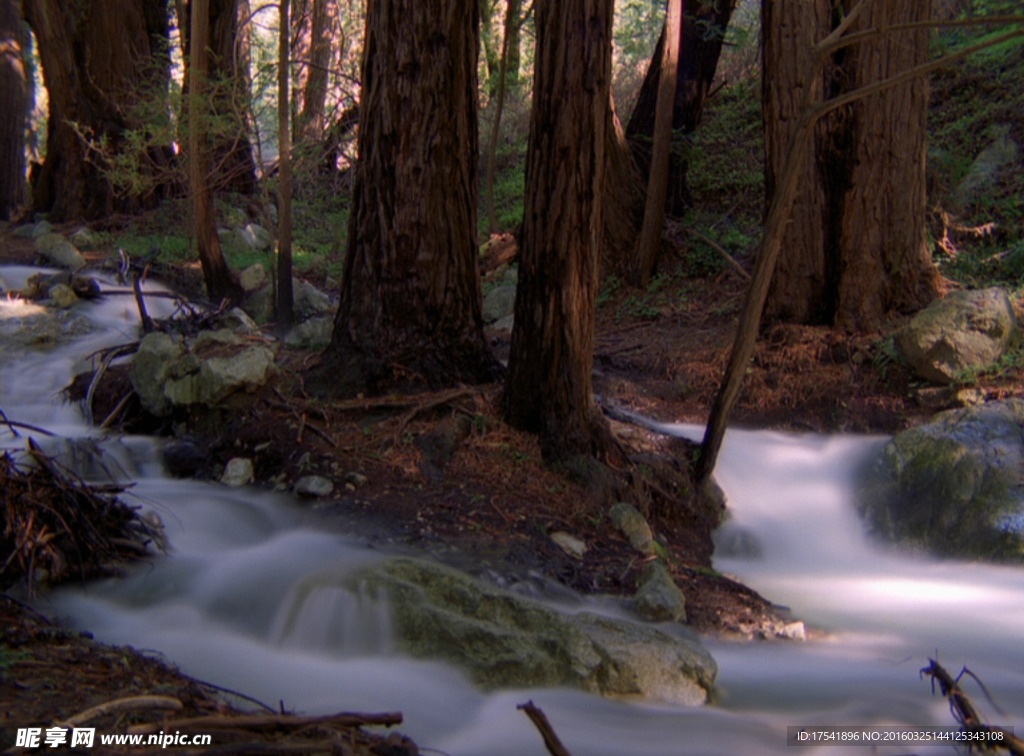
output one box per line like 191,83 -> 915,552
130,332 -> 185,416
492,313 -> 514,331
245,279 -> 334,324
30,220 -> 54,238
284,316 -> 333,349
68,227 -> 97,249
633,561 -> 686,623
46,283 -> 78,309
344,558 -> 715,704
221,457 -> 254,487
952,124 -> 1019,207
778,621 -> 806,641
162,437 -> 209,478
608,502 -> 656,556
550,531 -> 588,558
895,287 -> 1019,384
214,308 -> 261,336
130,331 -> 277,416
12,223 -> 36,238
239,264 -> 267,293
482,284 -> 516,324
858,399 -> 1024,561
246,223 -> 273,252
344,472 -> 368,488
294,475 -> 334,498
34,233 -> 86,270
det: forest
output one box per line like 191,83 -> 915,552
1,1 -> 1024,754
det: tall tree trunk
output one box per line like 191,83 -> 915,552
24,0 -> 172,221
189,0 -> 243,304
317,0 -> 497,396
503,0 -> 613,461
277,0 -> 294,330
763,0 -> 939,331
626,0 -> 738,213
504,0 -> 521,86
631,0 -> 683,287
294,0 -> 332,145
182,0 -> 257,194
0,0 -> 28,220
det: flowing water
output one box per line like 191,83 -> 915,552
2,265 -> 1022,755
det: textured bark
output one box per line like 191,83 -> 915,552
277,0 -> 294,330
503,0 -> 613,460
294,0 -> 333,144
0,0 -> 28,220
182,0 -> 257,194
24,0 -> 171,221
763,0 -> 939,331
189,0 -> 243,304
626,0 -> 738,211
320,0 -> 497,396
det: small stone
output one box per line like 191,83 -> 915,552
47,283 -> 78,309
634,561 -> 686,623
294,475 -> 334,498
345,471 -> 368,488
239,263 -> 267,293
608,502 -> 655,555
221,457 -> 254,487
550,531 -> 588,558
778,621 -> 806,641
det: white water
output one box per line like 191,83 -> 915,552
3,266 -> 1022,755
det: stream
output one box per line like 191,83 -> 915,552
2,265 -> 1022,755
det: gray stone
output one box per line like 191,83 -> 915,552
130,332 -> 185,416
221,457 -> 254,487
608,502 -> 656,555
482,284 -> 516,324
953,124 -> 1020,206
492,313 -> 515,331
47,283 -> 78,309
895,288 -> 1019,384
69,226 -> 97,249
130,330 -> 277,416
284,316 -> 334,349
30,220 -> 54,238
239,263 -> 267,293
634,561 -> 686,623
34,233 -> 86,270
215,308 -> 261,336
344,472 -> 368,488
346,558 -> 715,704
294,475 -> 334,498
245,279 -> 334,324
550,531 -> 588,559
246,223 -> 273,252
858,399 -> 1024,561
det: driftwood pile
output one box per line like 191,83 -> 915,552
0,439 -> 160,597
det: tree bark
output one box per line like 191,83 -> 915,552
503,0 -> 613,461
24,0 -> 171,221
189,0 -> 243,304
763,0 -> 939,331
626,0 -> 738,212
277,0 -> 294,330
317,0 -> 497,396
294,0 -> 333,145
0,0 -> 28,220
182,0 -> 257,194
631,0 -> 683,287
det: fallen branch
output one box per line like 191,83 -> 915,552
517,701 -> 574,756
922,658 -> 1024,756
682,227 -> 752,281
127,711 -> 403,736
59,695 -> 183,727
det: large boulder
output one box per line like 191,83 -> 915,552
329,558 -> 716,705
894,288 -> 1019,384
34,234 -> 87,270
245,279 -> 334,324
130,330 -> 277,416
858,399 -> 1024,561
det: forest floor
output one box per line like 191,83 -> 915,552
4,223 -> 1024,753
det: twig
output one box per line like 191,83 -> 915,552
517,701 -> 574,756
922,658 -> 1024,756
127,711 -> 403,736
99,393 -> 133,430
58,695 -> 183,727
0,413 -> 56,437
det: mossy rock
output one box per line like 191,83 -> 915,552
859,400 -> 1024,561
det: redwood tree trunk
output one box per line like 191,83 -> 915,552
24,0 -> 171,221
626,0 -> 738,212
294,0 -> 332,145
0,0 -> 28,220
318,0 -> 497,396
503,0 -> 613,461
763,0 -> 939,331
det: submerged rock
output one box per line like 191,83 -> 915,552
858,399 -> 1024,561
345,557 -> 716,705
